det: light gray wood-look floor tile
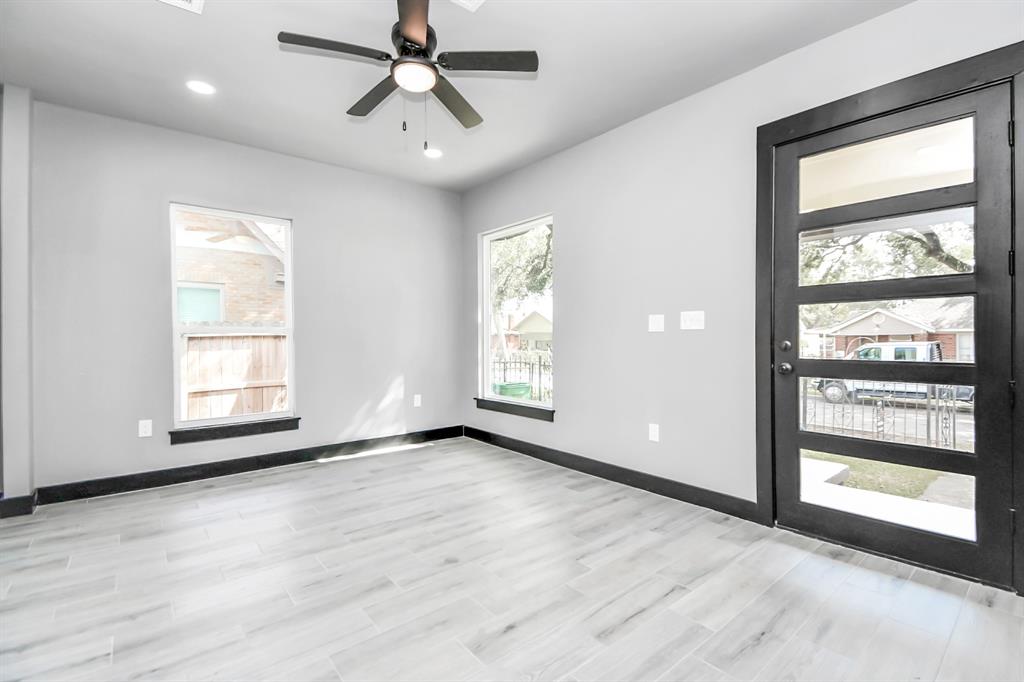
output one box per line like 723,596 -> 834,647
574,610 -> 712,682
937,599 -> 1024,682
843,617 -> 949,682
1,436 -> 1020,682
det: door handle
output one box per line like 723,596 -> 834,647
777,362 -> 793,375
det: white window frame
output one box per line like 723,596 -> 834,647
478,214 -> 553,408
169,203 -> 296,429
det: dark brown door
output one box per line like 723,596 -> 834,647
772,84 -> 1014,585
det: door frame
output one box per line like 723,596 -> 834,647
754,40 -> 1024,591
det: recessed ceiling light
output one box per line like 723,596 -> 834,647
423,147 -> 444,159
186,80 -> 216,95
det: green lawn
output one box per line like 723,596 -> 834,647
802,450 -> 939,499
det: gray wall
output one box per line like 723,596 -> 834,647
17,0 -> 1024,494
30,103 -> 463,486
459,0 -> 1024,501
1,84 -> 34,497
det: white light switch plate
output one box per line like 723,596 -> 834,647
138,419 -> 153,438
413,394 -> 422,407
648,424 -> 660,442
680,310 -> 706,330
648,314 -> 665,332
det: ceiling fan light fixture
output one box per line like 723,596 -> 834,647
186,80 -> 216,95
391,58 -> 438,93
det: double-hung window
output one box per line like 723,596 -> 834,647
480,216 -> 554,410
170,204 -> 294,428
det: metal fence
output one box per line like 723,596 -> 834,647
800,377 -> 974,453
490,355 -> 553,403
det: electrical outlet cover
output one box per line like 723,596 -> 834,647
648,314 -> 665,333
648,424 -> 660,442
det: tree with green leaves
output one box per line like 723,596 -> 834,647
799,219 -> 973,331
489,224 -> 553,360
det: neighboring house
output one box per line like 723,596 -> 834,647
490,299 -> 554,355
809,298 -> 974,361
175,214 -> 286,326
513,311 -> 553,351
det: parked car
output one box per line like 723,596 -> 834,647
815,342 -> 974,404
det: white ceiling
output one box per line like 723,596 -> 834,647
0,0 -> 908,191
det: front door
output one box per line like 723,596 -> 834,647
772,84 -> 1014,585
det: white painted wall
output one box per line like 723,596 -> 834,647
1,85 -> 34,497
460,1 -> 1024,501
30,103 -> 464,486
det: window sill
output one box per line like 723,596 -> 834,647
475,398 -> 555,422
169,416 -> 300,445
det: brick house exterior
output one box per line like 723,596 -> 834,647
811,300 -> 973,361
177,247 -> 285,324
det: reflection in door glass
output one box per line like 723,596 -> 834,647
799,450 -> 975,540
799,207 -> 975,286
799,118 -> 974,213
799,296 -> 974,362
800,377 -> 975,453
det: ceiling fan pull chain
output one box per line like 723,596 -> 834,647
423,92 -> 429,150
402,97 -> 408,152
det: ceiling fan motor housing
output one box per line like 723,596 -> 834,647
391,22 -> 437,57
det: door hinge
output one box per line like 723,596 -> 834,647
1010,250 -> 1016,277
1011,120 -> 1016,146
1011,380 -> 1017,408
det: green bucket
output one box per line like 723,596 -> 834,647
492,382 -> 533,399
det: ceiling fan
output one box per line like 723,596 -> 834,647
278,0 -> 538,129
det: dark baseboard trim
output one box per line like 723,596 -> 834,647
464,427 -> 764,523
475,398 -> 555,422
169,416 -> 301,445
0,492 -> 38,518
33,424 -> 764,524
36,425 -> 464,505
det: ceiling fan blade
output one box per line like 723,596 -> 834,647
278,32 -> 391,62
347,76 -> 400,117
397,0 -> 430,46
432,76 -> 482,128
436,50 -> 538,72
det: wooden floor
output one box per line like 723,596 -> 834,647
1,436 -> 1022,682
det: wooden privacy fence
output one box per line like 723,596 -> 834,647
183,334 -> 288,420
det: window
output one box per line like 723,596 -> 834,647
894,347 -> 917,361
856,347 -> 882,360
480,216 -> 553,409
170,204 -> 293,427
957,333 -> 975,362
798,207 -> 975,287
176,283 -> 224,323
798,117 -> 974,213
